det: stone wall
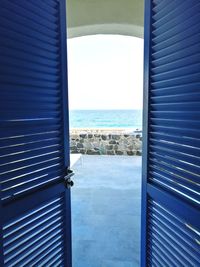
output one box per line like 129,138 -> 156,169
70,129 -> 142,156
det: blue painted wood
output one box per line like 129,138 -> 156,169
2,183 -> 65,223
142,0 -> 200,266
59,0 -> 72,266
0,0 -> 71,266
141,0 -> 152,266
0,189 -> 4,267
147,184 -> 200,230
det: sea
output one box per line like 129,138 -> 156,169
69,110 -> 142,129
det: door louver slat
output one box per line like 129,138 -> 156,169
0,0 -> 71,265
149,0 -> 200,206
3,196 -> 65,267
147,199 -> 200,266
0,0 -> 64,200
142,0 -> 200,266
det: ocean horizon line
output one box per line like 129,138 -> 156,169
69,109 -> 142,129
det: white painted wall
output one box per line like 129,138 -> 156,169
67,0 -> 144,38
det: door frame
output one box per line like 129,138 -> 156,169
60,0 -> 72,265
141,0 -> 151,266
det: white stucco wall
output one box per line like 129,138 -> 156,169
67,0 -> 144,38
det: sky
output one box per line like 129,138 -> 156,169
67,35 -> 144,110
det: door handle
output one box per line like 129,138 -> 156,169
64,169 -> 74,188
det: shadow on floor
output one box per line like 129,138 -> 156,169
71,155 -> 141,267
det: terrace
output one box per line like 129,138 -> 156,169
71,155 -> 141,267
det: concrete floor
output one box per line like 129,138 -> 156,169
71,155 -> 141,267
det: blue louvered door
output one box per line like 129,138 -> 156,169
142,0 -> 200,266
0,0 -> 72,266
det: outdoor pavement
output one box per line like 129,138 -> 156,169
71,155 -> 142,267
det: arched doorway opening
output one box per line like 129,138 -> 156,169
68,34 -> 144,267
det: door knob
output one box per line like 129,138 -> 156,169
64,169 -> 74,188
65,178 -> 74,188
